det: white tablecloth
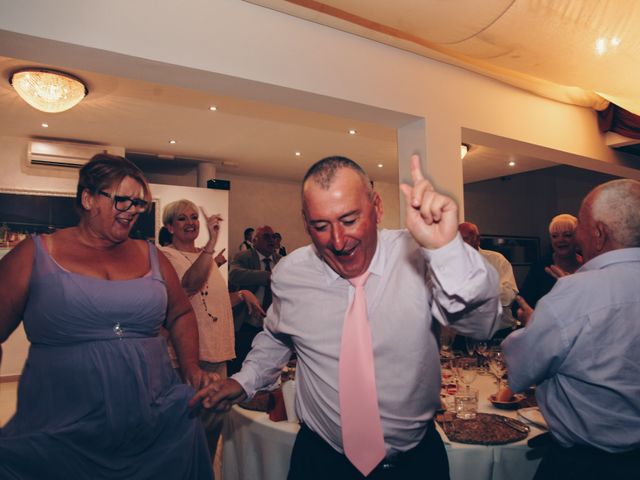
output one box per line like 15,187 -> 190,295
222,375 -> 544,480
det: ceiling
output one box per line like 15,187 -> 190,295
7,0 -> 637,185
249,0 -> 640,115
0,52 -> 559,185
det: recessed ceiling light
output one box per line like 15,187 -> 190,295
508,161 -> 516,167
169,139 -> 176,144
348,129 -> 357,135
295,151 -> 301,157
595,38 -> 607,55
377,164 -> 383,168
209,106 -> 217,111
41,123 -> 48,128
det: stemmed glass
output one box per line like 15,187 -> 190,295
455,357 -> 478,392
439,327 -> 456,358
475,340 -> 490,374
488,350 -> 507,394
465,337 -> 477,358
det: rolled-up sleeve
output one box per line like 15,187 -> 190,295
230,294 -> 292,399
423,234 -> 501,339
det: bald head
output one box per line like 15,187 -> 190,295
302,156 -> 373,205
459,222 -> 480,250
577,179 -> 640,261
253,225 -> 276,257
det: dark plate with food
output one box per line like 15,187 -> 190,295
488,393 -> 526,410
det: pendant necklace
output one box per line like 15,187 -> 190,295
171,245 -> 218,322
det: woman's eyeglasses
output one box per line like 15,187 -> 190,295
98,190 -> 149,212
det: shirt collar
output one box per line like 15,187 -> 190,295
256,250 -> 272,262
578,247 -> 640,272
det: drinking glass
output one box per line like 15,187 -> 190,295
439,327 -> 456,358
454,388 -> 478,420
474,340 -> 490,374
488,351 -> 507,393
465,337 -> 477,358
455,357 -> 478,392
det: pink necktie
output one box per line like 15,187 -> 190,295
339,272 -> 386,476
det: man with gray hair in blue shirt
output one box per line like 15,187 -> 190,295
504,178 -> 640,480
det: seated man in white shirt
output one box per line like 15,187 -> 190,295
196,155 -> 501,479
459,222 -> 518,330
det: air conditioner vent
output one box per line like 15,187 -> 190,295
28,140 -> 124,168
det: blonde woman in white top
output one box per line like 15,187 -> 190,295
160,199 -> 263,462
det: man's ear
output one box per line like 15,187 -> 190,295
594,221 -> 608,252
373,192 -> 384,225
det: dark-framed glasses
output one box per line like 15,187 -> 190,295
98,190 -> 149,212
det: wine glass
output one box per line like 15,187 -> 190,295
465,337 -> 477,358
455,357 -> 478,392
474,340 -> 489,374
488,351 -> 507,394
439,327 -> 456,358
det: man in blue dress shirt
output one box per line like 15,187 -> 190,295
503,179 -> 640,479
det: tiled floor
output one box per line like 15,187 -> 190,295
0,381 -> 18,427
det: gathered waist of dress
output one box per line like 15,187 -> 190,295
29,332 -> 162,348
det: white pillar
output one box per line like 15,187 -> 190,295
197,162 -> 217,188
397,118 -> 464,226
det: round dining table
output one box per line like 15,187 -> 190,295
221,373 -> 545,480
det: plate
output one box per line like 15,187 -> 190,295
518,407 -> 548,429
488,393 -> 526,410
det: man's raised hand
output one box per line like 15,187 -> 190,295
400,155 -> 458,249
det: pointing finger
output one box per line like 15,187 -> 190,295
410,154 -> 424,183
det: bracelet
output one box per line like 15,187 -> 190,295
238,291 -> 245,301
201,248 -> 215,255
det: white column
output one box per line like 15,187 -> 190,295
197,162 -> 217,188
397,118 -> 464,226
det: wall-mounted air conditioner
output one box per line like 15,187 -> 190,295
28,140 -> 125,168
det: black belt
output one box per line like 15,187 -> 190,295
371,421 -> 437,473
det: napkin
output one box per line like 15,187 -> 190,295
518,407 -> 548,430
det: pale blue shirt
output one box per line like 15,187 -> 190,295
233,230 -> 501,455
503,248 -> 640,452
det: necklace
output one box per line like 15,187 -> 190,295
170,245 -> 218,323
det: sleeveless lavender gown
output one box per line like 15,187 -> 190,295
0,236 -> 212,479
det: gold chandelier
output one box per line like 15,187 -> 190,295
9,68 -> 88,113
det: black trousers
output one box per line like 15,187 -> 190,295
288,422 -> 450,480
533,435 -> 640,480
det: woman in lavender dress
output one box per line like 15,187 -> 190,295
0,154 -> 214,479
